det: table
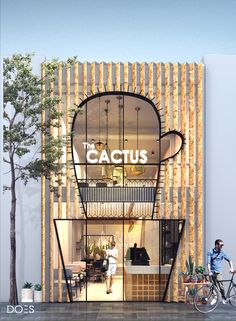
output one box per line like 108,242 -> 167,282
183,282 -> 210,304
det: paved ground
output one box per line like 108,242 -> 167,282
1,302 -> 236,321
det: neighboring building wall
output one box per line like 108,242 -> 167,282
41,62 -> 203,302
204,54 -> 236,276
0,56 -> 44,302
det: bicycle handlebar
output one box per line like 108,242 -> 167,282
203,270 -> 236,283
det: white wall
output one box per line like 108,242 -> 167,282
204,54 -> 236,277
0,55 -> 45,302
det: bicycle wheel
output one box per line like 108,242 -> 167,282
194,284 -> 220,313
229,286 -> 236,307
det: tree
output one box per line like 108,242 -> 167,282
3,54 -> 66,305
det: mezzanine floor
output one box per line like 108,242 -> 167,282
1,302 -> 236,321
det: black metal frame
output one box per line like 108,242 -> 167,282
54,218 -> 185,303
71,91 -> 184,219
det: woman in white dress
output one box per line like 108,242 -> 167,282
105,240 -> 118,294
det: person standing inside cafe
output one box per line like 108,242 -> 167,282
105,241 -> 118,294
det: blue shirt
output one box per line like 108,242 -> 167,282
207,249 -> 231,273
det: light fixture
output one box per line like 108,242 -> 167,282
128,220 -> 135,233
130,107 -> 145,176
95,96 -> 105,152
102,100 -> 113,180
112,96 -> 127,184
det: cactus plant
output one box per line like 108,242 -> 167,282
23,282 -> 33,289
185,255 -> 194,275
34,284 -> 42,291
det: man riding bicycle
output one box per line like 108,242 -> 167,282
207,239 -> 234,304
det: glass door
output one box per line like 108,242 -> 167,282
86,219 -> 124,301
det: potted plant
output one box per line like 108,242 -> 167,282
195,266 -> 205,282
21,282 -> 33,302
180,271 -> 191,283
180,255 -> 195,283
34,284 -> 42,302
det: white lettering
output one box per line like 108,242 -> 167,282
139,150 -> 148,164
86,150 -> 98,163
83,142 -> 148,164
15,306 -> 23,314
7,305 -> 14,313
29,305 -> 35,314
99,150 -> 110,163
122,150 -> 129,163
111,150 -> 122,164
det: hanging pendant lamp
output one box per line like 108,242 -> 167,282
130,107 -> 145,176
112,96 -> 127,185
102,100 -> 113,180
95,96 -> 105,152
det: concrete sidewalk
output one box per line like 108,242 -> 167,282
1,302 -> 236,321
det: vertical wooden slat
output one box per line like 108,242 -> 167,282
132,63 -> 140,93
140,62 -> 148,95
115,62 -> 123,91
172,63 -> 179,301
107,62 -> 112,92
74,63 -> 79,219
124,62 -> 131,92
164,63 -> 171,301
41,64 -> 46,302
197,64 -> 203,266
65,64 -> 71,302
156,63 -> 163,218
99,62 -> 106,92
49,75 -> 54,302
169,64 -> 173,219
57,64 -> 62,302
189,63 -> 195,260
91,62 -> 95,94
148,62 -> 156,100
66,64 -> 71,221
180,63 -> 187,285
164,63 -> 170,220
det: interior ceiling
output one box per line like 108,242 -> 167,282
72,93 -> 181,180
74,94 -> 160,161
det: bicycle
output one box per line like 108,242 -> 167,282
194,270 -> 236,313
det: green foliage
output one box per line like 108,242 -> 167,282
23,282 -> 33,289
34,284 -> 42,291
195,266 -> 205,274
3,53 -> 70,188
86,239 -> 108,259
4,53 -> 79,306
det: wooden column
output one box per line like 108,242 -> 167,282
41,64 -> 46,302
197,64 -> 203,266
74,63 -> 79,218
49,75 -> 54,302
172,63 -> 179,301
57,64 -> 62,302
189,63 -> 195,260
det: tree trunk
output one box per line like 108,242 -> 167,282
9,154 -> 18,305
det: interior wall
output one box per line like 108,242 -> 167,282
140,221 -> 159,265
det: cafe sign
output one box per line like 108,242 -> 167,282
83,142 -> 148,164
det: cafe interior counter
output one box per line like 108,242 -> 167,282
124,264 -> 171,301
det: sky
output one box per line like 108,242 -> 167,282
1,0 -> 236,62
